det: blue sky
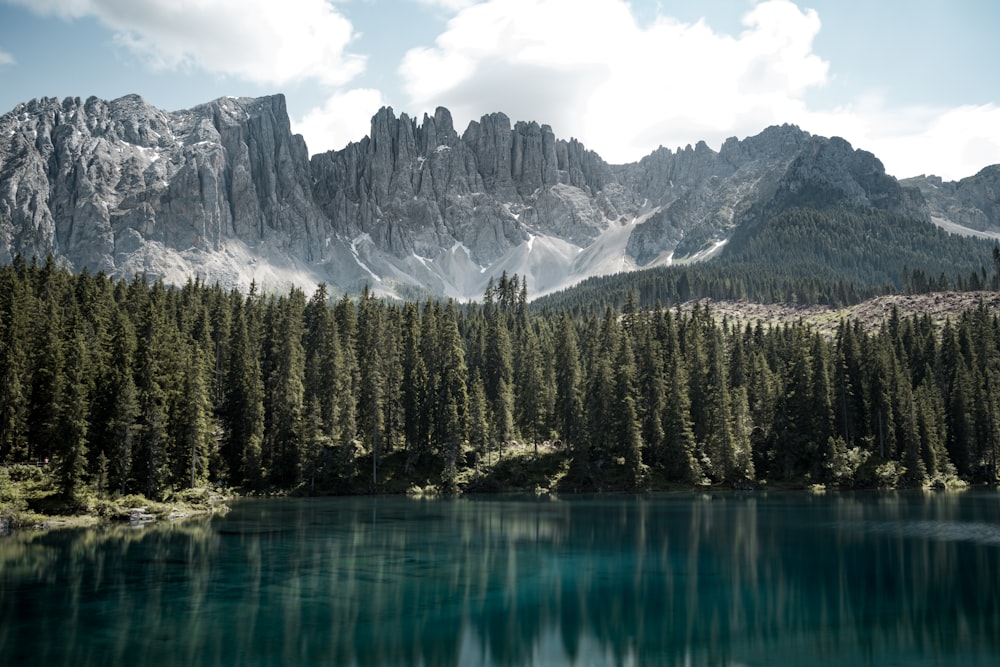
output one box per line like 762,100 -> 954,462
1,0 -> 997,180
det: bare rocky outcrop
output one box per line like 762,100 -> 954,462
309,106 -> 620,267
902,166 -> 1000,233
0,94 -> 340,287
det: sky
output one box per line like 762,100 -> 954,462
0,0 -> 998,181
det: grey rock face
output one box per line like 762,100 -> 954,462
621,125 -> 812,263
0,93 -> 333,284
2,94 -> 997,299
309,106 -> 620,268
902,166 -> 1000,233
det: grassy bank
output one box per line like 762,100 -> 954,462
0,464 -> 230,535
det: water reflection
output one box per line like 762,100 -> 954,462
1,492 -> 999,666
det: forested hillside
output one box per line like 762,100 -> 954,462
1,259 -> 998,503
535,204 -> 998,314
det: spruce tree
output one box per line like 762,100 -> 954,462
613,332 -> 646,489
662,319 -> 702,483
401,302 -> 427,463
483,295 -> 515,456
357,289 -> 386,487
0,266 -> 30,462
104,307 -> 140,494
176,345 -> 215,488
265,288 -> 306,486
56,329 -> 90,500
554,313 -> 586,464
132,292 -> 171,499
438,301 -> 469,492
225,299 -> 265,489
334,295 -> 360,476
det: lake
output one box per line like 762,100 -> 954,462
2,491 -> 999,666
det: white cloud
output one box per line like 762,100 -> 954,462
400,0 -> 828,162
810,103 -> 1000,181
399,0 -> 999,180
8,0 -> 365,87
292,88 -> 387,154
414,0 -> 479,11
0,48 -> 14,67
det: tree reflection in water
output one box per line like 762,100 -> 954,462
1,492 -> 999,666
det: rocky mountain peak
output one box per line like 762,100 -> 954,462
2,94 -> 998,300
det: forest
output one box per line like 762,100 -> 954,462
537,205 -> 1000,314
1,256 -> 999,506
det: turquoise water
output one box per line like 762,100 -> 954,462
2,491 -> 999,666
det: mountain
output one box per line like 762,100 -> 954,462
901,166 -> 1000,239
1,93 -> 997,300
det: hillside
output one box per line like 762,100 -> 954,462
685,291 -> 1000,336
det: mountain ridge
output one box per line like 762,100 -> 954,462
1,92 -> 998,300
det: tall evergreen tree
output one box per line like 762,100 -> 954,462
554,313 -> 587,464
0,266 -> 31,462
174,345 -> 215,488
357,289 -> 386,487
401,302 -> 428,463
702,327 -> 735,482
132,293 -> 170,499
661,313 -> 702,483
103,307 -> 140,494
613,331 -> 646,488
265,288 -> 307,486
482,294 -> 515,456
56,329 -> 90,500
438,301 -> 469,492
225,298 -> 265,488
334,295 -> 360,476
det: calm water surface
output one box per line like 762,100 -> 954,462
2,491 -> 999,666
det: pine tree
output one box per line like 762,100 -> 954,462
585,309 -> 618,465
225,297 -> 265,489
613,331 -> 646,489
730,385 -> 755,482
809,333 -> 837,479
634,311 -> 667,468
28,296 -> 66,464
401,302 -> 427,464
660,310 -> 702,482
303,284 -> 341,442
945,359 -> 974,477
438,301 -> 469,492
702,327 -> 735,482
175,345 -> 215,488
334,295 -> 360,477
772,326 -> 814,478
103,307 -> 140,494
514,322 -> 550,452
381,307 -> 404,457
265,288 -> 307,486
467,370 -> 491,475
56,329 -> 90,500
132,291 -> 171,499
553,313 -> 586,464
357,289 -> 386,488
0,265 -> 31,462
482,295 -> 515,457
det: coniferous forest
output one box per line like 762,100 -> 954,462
1,255 -> 999,504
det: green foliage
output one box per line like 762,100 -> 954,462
4,259 -> 1000,497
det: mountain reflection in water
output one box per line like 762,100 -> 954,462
1,492 -> 998,666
